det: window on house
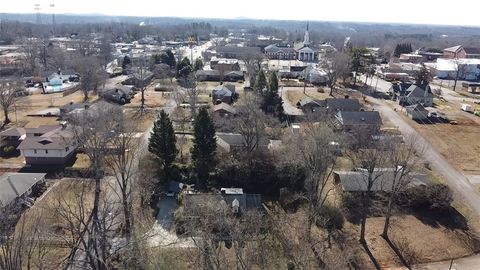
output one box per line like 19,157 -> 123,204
45,149 -> 48,154
34,149 -> 37,154
65,147 -> 69,152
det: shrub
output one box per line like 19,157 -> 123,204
173,207 -> 186,235
316,204 -> 345,231
402,183 -> 453,210
2,145 -> 15,154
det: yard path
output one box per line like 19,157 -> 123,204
279,86 -> 303,116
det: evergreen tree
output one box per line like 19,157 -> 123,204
269,71 -> 279,93
148,110 -> 177,180
160,49 -> 176,68
194,58 -> 204,71
176,57 -> 192,78
122,55 -> 131,70
261,72 -> 285,121
415,64 -> 432,86
191,107 -> 217,189
254,69 -> 267,93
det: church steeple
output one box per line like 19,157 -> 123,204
303,22 -> 310,46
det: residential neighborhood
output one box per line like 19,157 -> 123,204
1,2 -> 480,270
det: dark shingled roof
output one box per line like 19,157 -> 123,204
183,193 -> 262,213
336,111 -> 382,126
334,169 -> 428,192
326,98 -> 361,112
407,85 -> 433,98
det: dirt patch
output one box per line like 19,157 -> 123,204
364,215 -> 480,266
410,114 -> 480,171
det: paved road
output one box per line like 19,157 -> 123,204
367,77 -> 480,215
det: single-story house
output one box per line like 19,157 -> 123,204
216,133 -> 269,153
213,102 -> 236,117
334,169 -> 428,192
101,87 -> 132,104
405,104 -> 428,121
335,111 -> 382,133
296,97 -> 325,112
0,172 -> 46,208
215,46 -> 261,59
0,127 -> 26,148
326,98 -> 361,113
196,70 -> 244,82
183,189 -> 262,216
17,124 -> 77,166
212,85 -> 235,104
60,102 -> 90,118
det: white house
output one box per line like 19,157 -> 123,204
17,124 -> 77,166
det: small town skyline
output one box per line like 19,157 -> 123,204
3,0 -> 480,27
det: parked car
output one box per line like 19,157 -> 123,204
101,88 -> 131,105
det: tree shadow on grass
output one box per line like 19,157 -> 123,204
410,207 -> 469,230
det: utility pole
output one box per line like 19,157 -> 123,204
34,2 -> 41,25
50,3 -> 56,37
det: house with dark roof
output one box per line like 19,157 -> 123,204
297,97 -> 361,115
335,111 -> 382,133
402,85 -> 433,107
405,104 -> 429,121
0,172 -> 46,208
17,124 -> 77,166
0,127 -> 25,148
215,46 -> 261,59
216,133 -> 269,153
334,169 -> 428,192
212,85 -> 235,104
196,70 -> 244,82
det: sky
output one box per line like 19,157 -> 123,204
2,0 -> 480,26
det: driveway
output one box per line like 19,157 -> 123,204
146,195 -> 193,248
279,86 -> 303,116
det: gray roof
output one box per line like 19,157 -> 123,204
298,97 -> 325,107
334,169 -> 428,192
407,85 -> 433,98
0,127 -> 25,137
213,85 -> 232,97
265,44 -> 295,53
18,126 -> 74,150
406,104 -> 428,113
196,70 -> 220,76
0,173 -> 46,206
326,98 -> 361,112
24,125 -> 59,135
216,133 -> 245,146
336,111 -> 382,126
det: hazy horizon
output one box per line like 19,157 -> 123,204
2,0 -> 480,27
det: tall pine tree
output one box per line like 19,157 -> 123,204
254,69 -> 267,93
148,110 -> 177,180
191,107 -> 217,189
261,71 -> 285,121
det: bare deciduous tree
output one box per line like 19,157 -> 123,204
75,55 -> 106,102
0,81 -> 22,126
382,136 -> 423,239
320,50 -> 349,96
